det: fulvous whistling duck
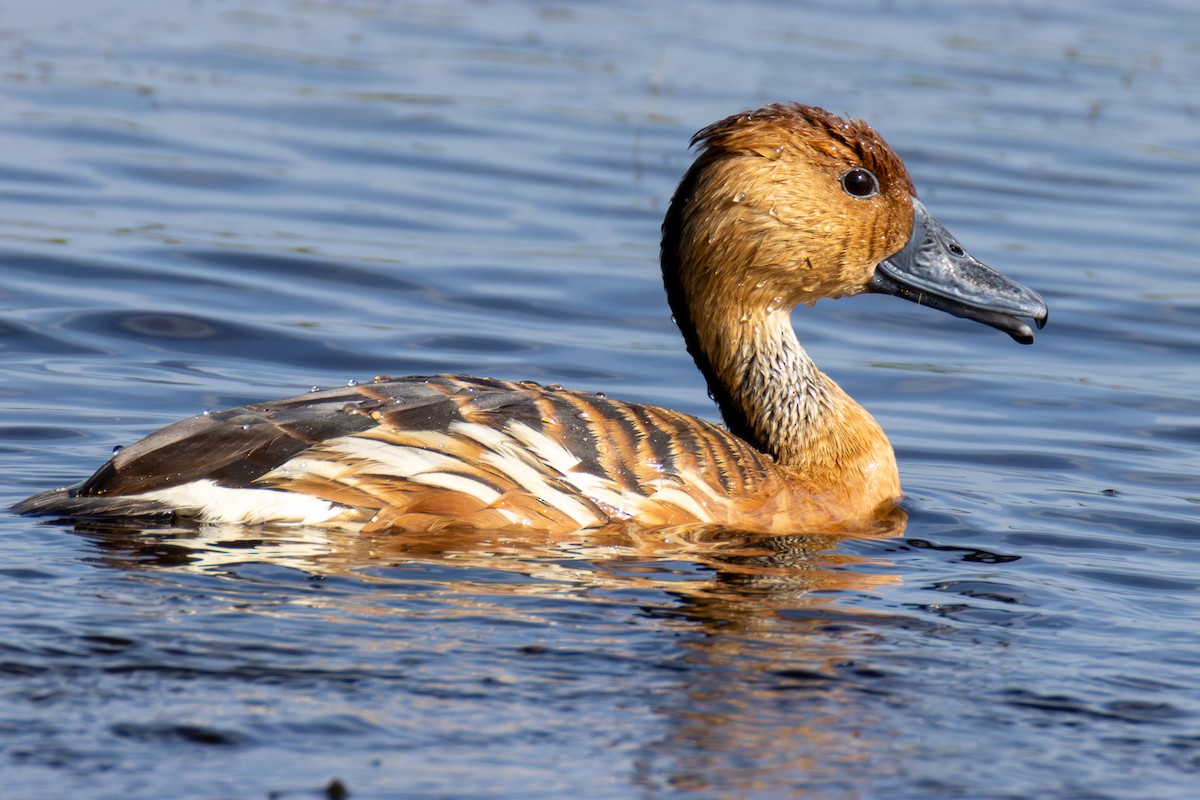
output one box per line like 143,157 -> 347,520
15,103 -> 1047,533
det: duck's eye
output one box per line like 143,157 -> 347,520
840,167 -> 879,199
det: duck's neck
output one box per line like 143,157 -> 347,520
662,264 -> 898,499
722,311 -> 833,465
677,299 -> 841,469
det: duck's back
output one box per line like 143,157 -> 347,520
17,375 -> 799,533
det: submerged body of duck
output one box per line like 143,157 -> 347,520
15,103 -> 1047,533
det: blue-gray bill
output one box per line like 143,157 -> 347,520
870,199 -> 1048,344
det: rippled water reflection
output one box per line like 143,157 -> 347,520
2,1 -> 1199,798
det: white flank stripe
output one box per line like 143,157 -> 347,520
411,472 -> 502,504
673,468 -> 724,501
139,480 -> 350,525
505,421 -> 582,474
451,421 -> 597,522
447,421 -> 513,452
267,455 -> 344,481
370,428 -> 455,452
327,435 -> 462,477
647,484 -> 714,522
475,448 -> 599,527
558,472 -> 637,517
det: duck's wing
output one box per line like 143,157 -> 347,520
13,380 -> 390,521
15,375 -> 781,532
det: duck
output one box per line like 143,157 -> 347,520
15,103 -> 1047,534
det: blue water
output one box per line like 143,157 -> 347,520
2,1 -> 1198,798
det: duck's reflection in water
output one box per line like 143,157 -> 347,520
72,508 -> 905,596
69,509 -> 908,793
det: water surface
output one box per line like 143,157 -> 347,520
1,1 -> 1198,798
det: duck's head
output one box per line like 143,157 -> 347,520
662,103 -> 1048,344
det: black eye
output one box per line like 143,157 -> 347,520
840,167 -> 879,198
